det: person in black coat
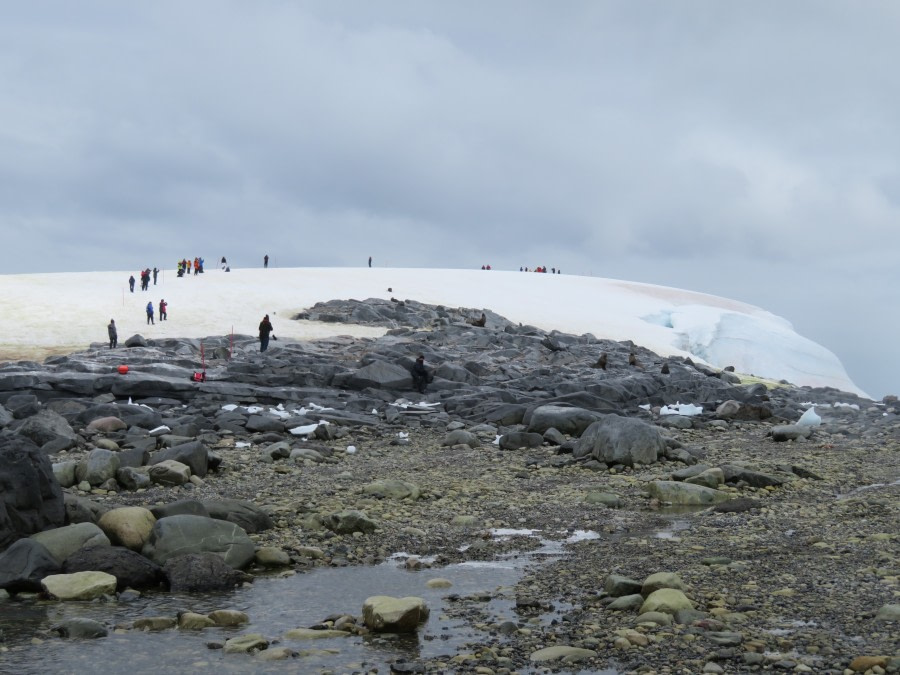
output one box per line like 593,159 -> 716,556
411,355 -> 429,394
259,314 -> 274,352
107,319 -> 117,349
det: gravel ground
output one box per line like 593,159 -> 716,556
91,408 -> 900,674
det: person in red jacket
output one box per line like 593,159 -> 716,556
159,299 -> 167,321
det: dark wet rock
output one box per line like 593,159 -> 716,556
0,538 -> 61,592
116,466 -> 152,491
769,424 -> 813,442
149,440 -> 209,477
0,433 -> 66,550
15,409 -> 77,447
63,494 -> 110,525
51,618 -> 109,639
149,500 -> 210,520
712,497 -> 763,513
5,394 -> 41,419
720,464 -> 786,488
63,545 -> 163,590
499,431 -> 544,450
76,448 -> 120,486
163,552 -> 251,592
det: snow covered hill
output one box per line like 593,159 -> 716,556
0,267 -> 868,398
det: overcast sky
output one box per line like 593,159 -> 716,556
1,1 -> 897,398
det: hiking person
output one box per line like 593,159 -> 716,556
264,254 -> 269,268
146,301 -> 155,325
159,299 -> 167,321
368,256 -> 372,268
107,319 -> 117,349
152,267 -> 158,285
128,275 -> 135,293
411,354 -> 429,394
258,314 -> 274,352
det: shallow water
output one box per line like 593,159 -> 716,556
0,533 -> 619,674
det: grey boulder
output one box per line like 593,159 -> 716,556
141,515 -> 255,569
574,415 -> 666,466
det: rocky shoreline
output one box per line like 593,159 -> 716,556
0,298 -> 897,673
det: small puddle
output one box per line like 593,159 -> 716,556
654,519 -> 691,540
836,477 -> 900,499
0,530 -> 621,674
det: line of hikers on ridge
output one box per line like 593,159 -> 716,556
480,265 -> 561,273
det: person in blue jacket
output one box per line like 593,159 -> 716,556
146,301 -> 155,325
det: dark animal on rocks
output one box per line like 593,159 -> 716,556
466,312 -> 487,327
661,362 -> 670,374
592,352 -> 608,370
628,352 -> 640,368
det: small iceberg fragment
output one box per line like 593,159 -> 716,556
797,406 -> 822,427
660,402 -> 703,416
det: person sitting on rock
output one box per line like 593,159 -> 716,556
411,355 -> 429,394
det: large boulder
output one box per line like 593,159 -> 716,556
76,448 -> 121,486
0,538 -> 61,592
141,515 -> 256,569
441,430 -> 479,448
324,510 -> 378,535
15,409 -> 77,447
0,434 -> 66,550
646,481 -> 731,505
163,552 -> 251,592
574,415 -> 666,466
639,588 -> 695,615
97,507 -> 157,551
63,545 -> 163,590
149,500 -> 210,520
201,499 -> 274,534
63,494 -> 110,525
50,618 -> 109,639
340,361 -> 413,391
30,522 -> 111,564
148,460 -> 191,486
526,405 -> 603,436
498,432 -> 544,450
150,441 -> 209,478
361,480 -> 421,501
362,595 -> 429,633
86,416 -> 128,433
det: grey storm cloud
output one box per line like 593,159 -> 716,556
0,0 -> 898,397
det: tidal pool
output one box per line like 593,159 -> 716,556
0,532 -> 620,674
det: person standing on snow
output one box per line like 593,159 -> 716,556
152,267 -> 159,285
108,319 -> 118,349
146,301 -> 155,325
159,299 -> 167,321
264,254 -> 269,268
258,314 -> 274,352
129,275 -> 135,293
